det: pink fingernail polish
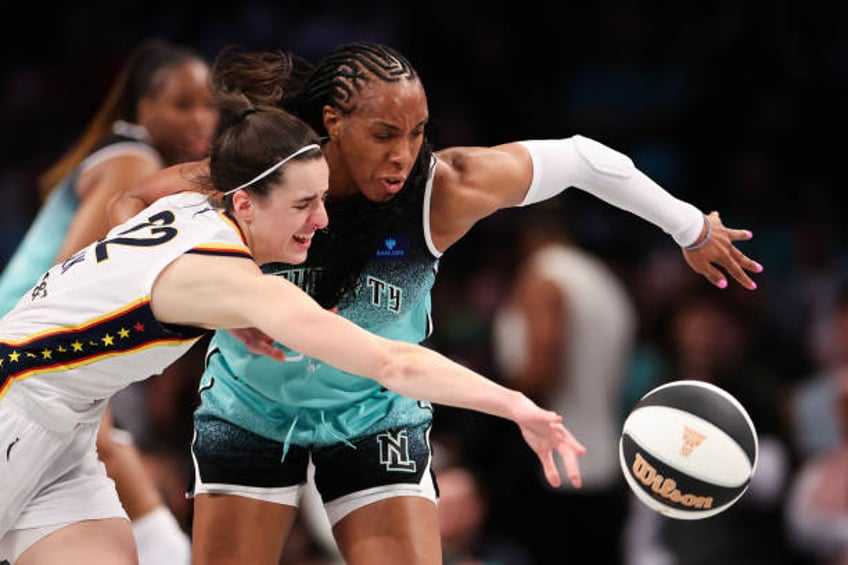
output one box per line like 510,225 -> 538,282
718,280 -> 727,289
750,282 -> 757,290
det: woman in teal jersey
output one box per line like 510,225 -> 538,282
113,43 -> 763,565
0,38 -> 218,565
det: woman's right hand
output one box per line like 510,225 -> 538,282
515,397 -> 586,489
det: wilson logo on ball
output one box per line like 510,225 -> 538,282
619,380 -> 758,520
630,452 -> 714,509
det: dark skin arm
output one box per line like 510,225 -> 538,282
506,266 -> 568,403
430,143 -> 761,290
107,158 -> 209,226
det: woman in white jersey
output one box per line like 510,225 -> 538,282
0,37 -> 217,565
0,90 -> 584,565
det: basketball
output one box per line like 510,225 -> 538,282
619,379 -> 758,519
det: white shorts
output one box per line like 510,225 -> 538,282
0,398 -> 127,562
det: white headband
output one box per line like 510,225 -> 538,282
223,143 -> 320,196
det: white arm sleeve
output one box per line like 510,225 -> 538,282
518,136 -> 704,247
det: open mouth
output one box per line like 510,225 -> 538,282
293,233 -> 314,245
382,177 -> 405,193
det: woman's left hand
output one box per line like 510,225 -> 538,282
682,211 -> 763,290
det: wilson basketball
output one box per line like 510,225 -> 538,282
619,379 -> 758,519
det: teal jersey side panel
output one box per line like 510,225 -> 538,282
200,293 -> 435,445
0,177 -> 78,317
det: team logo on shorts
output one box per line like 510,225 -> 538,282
376,429 -> 416,472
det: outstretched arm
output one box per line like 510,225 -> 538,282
151,253 -> 586,488
432,137 -> 762,290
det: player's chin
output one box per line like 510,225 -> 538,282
283,250 -> 309,265
286,242 -> 311,264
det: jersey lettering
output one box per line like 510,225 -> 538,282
96,210 -> 178,262
366,275 -> 402,313
376,429 -> 416,472
279,267 -> 322,295
30,272 -> 49,302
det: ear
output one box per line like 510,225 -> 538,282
323,105 -> 342,139
231,190 -> 254,221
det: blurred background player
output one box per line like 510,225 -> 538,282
491,201 -> 637,564
0,37 -> 218,565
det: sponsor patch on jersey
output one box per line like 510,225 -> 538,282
375,234 -> 408,260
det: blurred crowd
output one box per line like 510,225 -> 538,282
3,1 -> 848,563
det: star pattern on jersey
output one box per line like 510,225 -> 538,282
0,322 -> 145,369
0,291 -> 207,398
5,324 -> 148,361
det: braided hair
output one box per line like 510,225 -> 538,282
210,42 -> 433,308
296,42 -> 434,308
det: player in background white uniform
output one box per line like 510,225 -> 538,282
0,90 -> 584,565
493,204 -> 637,564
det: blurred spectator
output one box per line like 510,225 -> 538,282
785,285 -> 848,564
786,368 -> 848,565
490,201 -> 637,564
438,463 -> 533,565
789,284 -> 848,461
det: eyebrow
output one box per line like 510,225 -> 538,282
293,194 -> 319,204
373,118 -> 428,131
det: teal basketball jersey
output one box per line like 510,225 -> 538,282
197,158 -> 441,446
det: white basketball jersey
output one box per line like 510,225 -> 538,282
0,192 -> 251,431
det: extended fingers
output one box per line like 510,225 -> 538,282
559,445 -> 583,489
252,345 -> 287,361
553,424 -> 585,488
541,451 -> 563,488
245,339 -> 286,361
698,263 -> 729,289
556,424 -> 587,455
688,216 -> 762,290
717,253 -> 757,290
731,245 -> 764,275
715,234 -> 762,290
727,227 -> 753,242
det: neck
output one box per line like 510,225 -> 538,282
227,211 -> 260,261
